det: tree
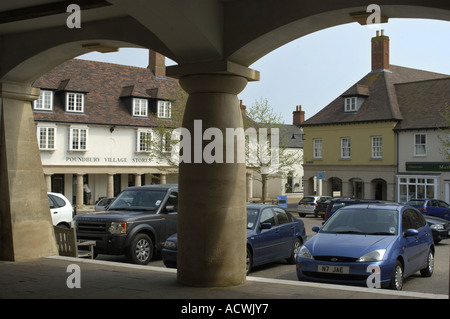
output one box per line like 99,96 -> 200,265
144,87 -> 187,180
243,97 -> 301,202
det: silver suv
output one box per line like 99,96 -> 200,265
297,195 -> 331,217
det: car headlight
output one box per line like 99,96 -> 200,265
109,221 -> 127,234
298,246 -> 314,260
164,241 -> 177,249
430,224 -> 444,230
356,249 -> 386,262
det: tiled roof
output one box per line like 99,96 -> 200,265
394,77 -> 450,130
32,59 -> 186,127
300,65 -> 448,127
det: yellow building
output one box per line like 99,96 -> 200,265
300,31 -> 448,201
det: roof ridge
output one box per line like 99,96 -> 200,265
73,58 -> 151,71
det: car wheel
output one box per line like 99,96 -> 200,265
420,250 -> 434,277
286,238 -> 302,264
246,248 -> 252,275
126,233 -> 153,265
389,260 -> 403,290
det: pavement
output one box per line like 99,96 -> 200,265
0,255 -> 447,300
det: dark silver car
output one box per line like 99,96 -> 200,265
298,196 -> 331,217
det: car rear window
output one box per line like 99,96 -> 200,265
301,197 -> 315,203
407,200 -> 425,206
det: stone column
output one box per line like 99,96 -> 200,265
107,173 -> 114,198
45,174 -> 52,192
342,180 -> 351,197
246,173 -> 253,202
168,61 -> 259,287
0,82 -> 58,261
135,173 -> 142,186
76,174 -> 84,208
160,173 -> 166,185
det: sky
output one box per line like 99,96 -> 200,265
78,18 -> 450,124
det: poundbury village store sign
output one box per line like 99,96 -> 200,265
65,156 -> 150,164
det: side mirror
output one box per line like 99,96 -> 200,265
405,228 -> 419,237
260,222 -> 272,230
312,226 -> 321,233
165,205 -> 176,213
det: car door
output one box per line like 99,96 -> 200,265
252,208 -> 280,265
425,200 -> 438,217
437,200 -> 450,220
273,207 -> 295,257
401,209 -> 430,276
162,190 -> 178,239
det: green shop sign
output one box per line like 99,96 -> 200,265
406,162 -> 450,172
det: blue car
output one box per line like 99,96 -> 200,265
162,204 -> 307,274
407,199 -> 450,221
296,203 -> 434,290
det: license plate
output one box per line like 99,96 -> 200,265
318,265 -> 349,274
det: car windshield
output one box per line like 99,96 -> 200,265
247,208 -> 259,229
301,197 -> 315,203
321,208 -> 398,235
108,189 -> 166,212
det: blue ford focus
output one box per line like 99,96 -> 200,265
296,203 -> 435,290
163,204 -> 307,274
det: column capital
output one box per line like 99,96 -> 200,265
0,81 -> 40,101
166,60 -> 259,82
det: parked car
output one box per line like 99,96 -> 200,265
425,215 -> 450,243
324,198 -> 382,221
315,197 -> 352,219
407,199 -> 450,221
298,196 -> 331,217
296,203 -> 435,290
162,204 -> 307,274
74,184 -> 178,265
95,197 -> 115,212
48,192 -> 73,228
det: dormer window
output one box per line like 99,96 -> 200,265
133,98 -> 148,117
34,90 -> 53,111
344,97 -> 357,112
157,101 -> 171,118
66,92 -> 84,113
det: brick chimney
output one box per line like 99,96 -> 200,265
371,30 -> 389,71
148,50 -> 166,77
293,105 -> 305,125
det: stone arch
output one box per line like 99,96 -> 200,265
1,1 -> 449,286
372,178 -> 388,201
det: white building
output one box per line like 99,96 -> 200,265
33,54 -> 182,208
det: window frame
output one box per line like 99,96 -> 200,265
133,98 -> 148,117
37,125 -> 56,150
34,90 -> 53,111
414,133 -> 427,156
157,100 -> 172,119
313,138 -> 322,159
137,129 -> 152,152
69,126 -> 88,151
371,136 -> 383,159
341,137 -> 351,159
344,97 -> 357,112
66,92 -> 84,113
